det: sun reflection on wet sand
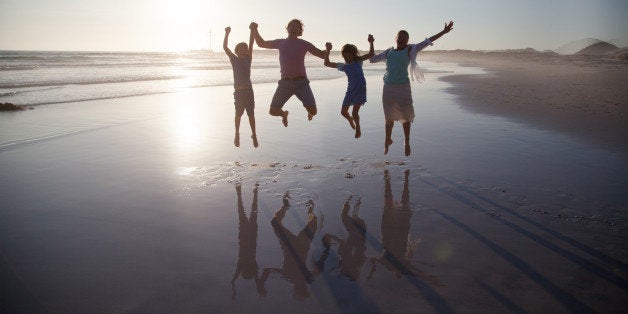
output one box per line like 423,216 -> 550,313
167,88 -> 230,157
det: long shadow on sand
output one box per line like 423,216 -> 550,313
420,174 -> 628,292
417,174 -> 611,313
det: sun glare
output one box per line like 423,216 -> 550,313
154,0 -> 216,51
170,95 -> 205,153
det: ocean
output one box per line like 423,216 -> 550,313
0,50 -> 392,107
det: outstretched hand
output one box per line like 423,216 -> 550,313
368,34 -> 374,43
443,21 -> 454,33
249,22 -> 258,30
225,26 -> 231,34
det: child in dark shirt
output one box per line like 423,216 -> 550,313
223,26 -> 258,148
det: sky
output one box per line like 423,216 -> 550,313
1,0 -> 627,52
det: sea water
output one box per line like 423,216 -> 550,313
0,50 -> 397,106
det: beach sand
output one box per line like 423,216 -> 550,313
425,50 -> 628,153
1,59 -> 627,313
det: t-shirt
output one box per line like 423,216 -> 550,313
269,38 -> 317,79
228,55 -> 252,88
383,48 -> 412,85
370,38 -> 433,84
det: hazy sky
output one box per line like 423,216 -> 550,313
1,0 -> 627,52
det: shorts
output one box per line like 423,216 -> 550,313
270,77 -> 316,109
234,88 -> 255,117
382,83 -> 414,123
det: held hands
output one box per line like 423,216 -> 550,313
249,22 -> 258,30
225,26 -> 231,34
368,34 -> 374,43
443,21 -> 454,33
325,42 -> 332,52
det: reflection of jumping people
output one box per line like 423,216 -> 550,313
323,35 -> 375,138
231,183 -> 265,299
250,20 -> 330,127
260,193 -> 327,300
223,26 -> 258,148
368,170 -> 436,281
370,22 -> 454,156
322,196 -> 367,281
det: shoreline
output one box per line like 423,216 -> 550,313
424,51 -> 628,154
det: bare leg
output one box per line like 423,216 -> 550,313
305,106 -> 317,121
402,122 -> 411,156
272,192 -> 291,223
384,120 -> 394,154
251,182 -> 259,212
341,107 -> 355,130
352,105 -> 362,138
270,106 -> 289,127
248,116 -> 258,148
402,170 -> 410,208
234,111 -> 244,147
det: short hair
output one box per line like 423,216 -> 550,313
235,42 -> 248,52
287,19 -> 303,30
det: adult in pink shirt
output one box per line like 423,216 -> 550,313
250,20 -> 328,127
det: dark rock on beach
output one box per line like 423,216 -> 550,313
0,103 -> 29,111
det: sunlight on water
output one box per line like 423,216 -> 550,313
169,92 -> 207,154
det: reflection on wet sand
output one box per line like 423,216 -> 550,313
368,170 -> 437,282
322,196 -> 367,281
261,193 -> 327,300
231,183 -> 266,299
230,171 -> 448,310
368,170 -> 452,313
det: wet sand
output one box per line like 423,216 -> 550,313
1,64 -> 627,313
424,50 -> 628,153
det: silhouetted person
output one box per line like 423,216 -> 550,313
250,20 -> 330,126
323,35 -> 375,138
231,183 -> 266,299
370,22 -> 454,156
260,193 -> 327,300
223,26 -> 258,148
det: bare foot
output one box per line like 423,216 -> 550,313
308,113 -> 314,121
384,139 -> 393,154
282,111 -> 289,127
405,143 -> 411,156
252,134 -> 258,148
355,126 -> 361,138
234,133 -> 240,147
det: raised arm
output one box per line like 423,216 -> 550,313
428,21 -> 454,43
249,22 -> 275,49
248,26 -> 254,55
359,34 -> 375,62
323,42 -> 338,68
308,43 -> 329,59
223,27 -> 236,58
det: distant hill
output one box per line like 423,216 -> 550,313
575,41 -> 619,55
555,38 -> 601,55
608,38 -> 628,48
